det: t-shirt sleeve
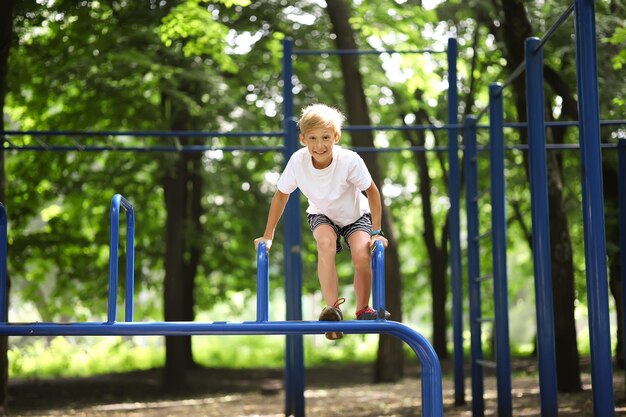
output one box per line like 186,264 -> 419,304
348,153 -> 373,191
276,155 -> 298,194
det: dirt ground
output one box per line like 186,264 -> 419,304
7,358 -> 626,416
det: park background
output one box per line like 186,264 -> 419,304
0,0 -> 625,415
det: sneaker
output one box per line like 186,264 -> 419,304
319,298 -> 345,340
356,306 -> 391,320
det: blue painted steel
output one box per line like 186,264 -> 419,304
282,37 -> 305,417
256,242 -> 269,322
574,2 -> 615,415
524,37 -> 559,417
463,117 -> 484,416
371,240 -> 386,317
108,194 -> 135,323
488,83 -> 512,417
3,129 -> 285,138
0,205 -> 6,323
0,320 -> 443,416
293,48 -> 445,56
619,139 -> 626,377
447,37 -> 465,407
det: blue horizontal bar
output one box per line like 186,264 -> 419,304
3,145 -> 286,153
0,319 -> 418,337
345,124 -> 464,132
294,49 -> 445,56
2,130 -> 285,138
470,119 -> 626,129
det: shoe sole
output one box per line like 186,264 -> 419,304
325,331 -> 343,340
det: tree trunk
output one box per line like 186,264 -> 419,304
497,0 -> 581,392
0,1 -> 15,414
325,0 -> 404,382
163,153 -> 190,391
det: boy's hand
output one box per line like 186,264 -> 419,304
370,234 -> 388,249
254,236 -> 273,252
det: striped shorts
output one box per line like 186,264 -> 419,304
307,213 -> 372,253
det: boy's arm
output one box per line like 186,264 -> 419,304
365,181 -> 388,247
254,190 -> 290,251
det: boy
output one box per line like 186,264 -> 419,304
254,104 -> 389,339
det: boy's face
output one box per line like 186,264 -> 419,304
300,126 -> 340,169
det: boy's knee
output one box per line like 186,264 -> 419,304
316,236 -> 336,254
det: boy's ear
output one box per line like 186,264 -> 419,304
334,132 -> 341,143
299,133 -> 305,144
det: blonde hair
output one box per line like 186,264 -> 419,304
297,104 -> 345,135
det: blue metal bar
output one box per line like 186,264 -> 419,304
488,83 -> 513,417
619,139 -> 626,380
0,205 -> 6,323
574,1 -> 614,414
108,195 -> 135,323
2,145 -> 286,153
371,240 -> 386,319
293,48 -> 445,56
2,130 -> 284,138
344,124 -> 463,132
282,37 -> 305,417
525,37 -> 558,417
0,320 -> 443,416
447,37 -> 465,407
256,243 -> 269,322
533,3 -> 575,53
464,116 -> 485,416
471,119 -> 626,130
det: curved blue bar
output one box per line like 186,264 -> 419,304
488,83 -> 512,417
0,205 -> 6,323
524,37 -> 559,417
256,243 -> 269,322
574,1 -> 614,415
371,240 -> 386,317
108,195 -> 136,323
0,320 -> 443,416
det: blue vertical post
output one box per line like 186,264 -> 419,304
464,117 -> 484,417
0,205 -> 6,323
122,199 -> 135,322
282,38 -> 305,417
447,37 -> 465,407
371,240 -> 386,317
257,242 -> 269,322
574,2 -> 614,415
108,195 -> 121,323
524,37 -> 559,417
619,139 -> 626,377
488,83 -> 512,417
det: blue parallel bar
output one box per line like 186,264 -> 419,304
0,205 -> 6,322
447,37 -> 466,407
620,140 -> 626,379
463,117 -> 485,416
524,37 -> 559,417
574,2 -> 614,415
0,320 -> 443,416
256,243 -> 269,322
282,37 -> 305,417
488,83 -> 513,417
108,194 -> 135,323
371,240 -> 386,318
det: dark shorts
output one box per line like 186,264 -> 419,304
307,213 -> 372,253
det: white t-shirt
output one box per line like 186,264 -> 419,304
277,145 -> 372,227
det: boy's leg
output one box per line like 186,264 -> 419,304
312,224 -> 340,306
347,230 -> 373,311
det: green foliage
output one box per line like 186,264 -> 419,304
3,0 -> 626,377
